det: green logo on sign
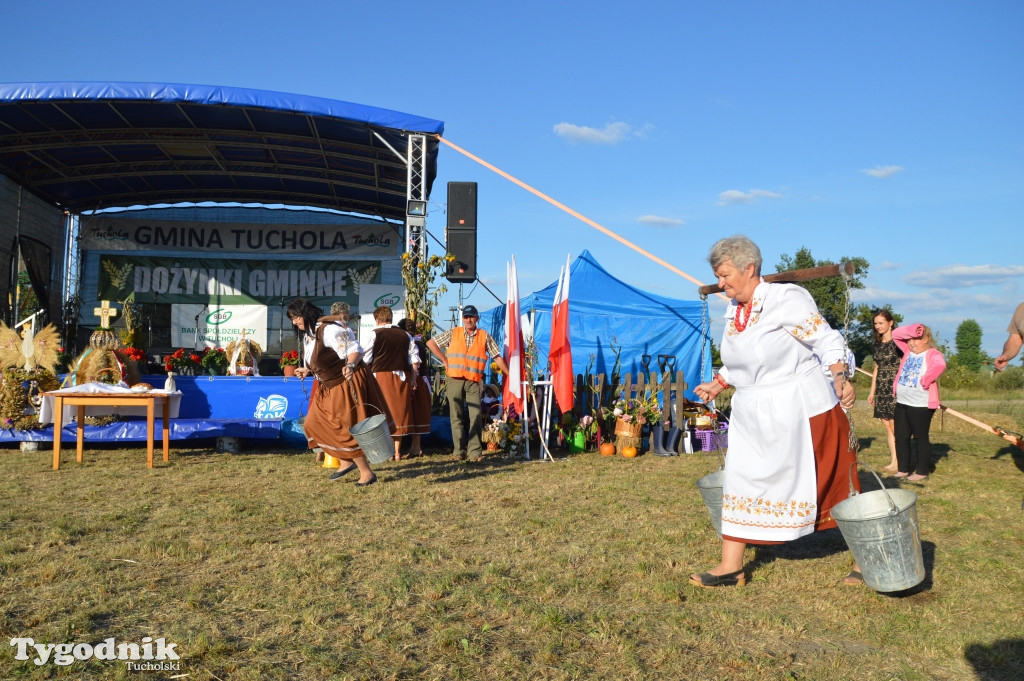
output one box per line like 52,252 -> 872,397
206,309 -> 232,325
374,294 -> 401,307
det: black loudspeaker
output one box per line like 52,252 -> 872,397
447,182 -> 477,229
445,229 -> 476,283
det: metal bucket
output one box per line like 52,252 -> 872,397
350,414 -> 393,465
695,469 -> 724,538
832,464 -> 925,592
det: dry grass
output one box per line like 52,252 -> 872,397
1,401 -> 1022,680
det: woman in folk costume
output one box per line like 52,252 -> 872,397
287,298 -> 393,487
691,235 -> 861,588
398,317 -> 433,458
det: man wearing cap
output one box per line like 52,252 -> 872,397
427,305 -> 509,461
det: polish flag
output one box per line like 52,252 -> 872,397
502,256 -> 525,415
550,254 -> 574,413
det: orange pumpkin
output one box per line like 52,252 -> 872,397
622,445 -> 638,458
600,442 -> 616,457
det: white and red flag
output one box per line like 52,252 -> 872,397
502,256 -> 525,415
550,254 -> 574,414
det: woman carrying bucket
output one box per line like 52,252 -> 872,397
288,298 -> 394,487
690,235 -> 861,588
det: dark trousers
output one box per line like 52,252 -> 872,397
446,376 -> 482,460
894,403 -> 935,476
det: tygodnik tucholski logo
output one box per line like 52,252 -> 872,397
9,636 -> 181,670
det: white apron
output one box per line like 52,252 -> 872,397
717,281 -> 846,542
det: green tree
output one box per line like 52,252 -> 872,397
775,246 -> 870,332
954,319 -> 983,372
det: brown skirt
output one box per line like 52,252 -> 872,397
725,403 -> 860,545
408,375 -> 432,435
303,365 -> 395,459
373,372 -> 414,436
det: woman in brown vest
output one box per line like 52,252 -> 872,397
287,298 -> 394,486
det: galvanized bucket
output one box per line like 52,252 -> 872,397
350,413 -> 393,465
832,463 -> 925,592
695,468 -> 724,538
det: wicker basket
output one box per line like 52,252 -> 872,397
693,423 -> 728,451
614,418 -> 643,438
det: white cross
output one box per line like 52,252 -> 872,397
93,300 -> 119,329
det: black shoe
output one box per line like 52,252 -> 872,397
329,464 -> 358,481
354,474 -> 377,487
689,569 -> 746,588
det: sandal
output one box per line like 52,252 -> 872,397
689,569 -> 746,588
844,569 -> 865,586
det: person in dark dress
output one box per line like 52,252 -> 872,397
867,309 -> 903,474
399,317 -> 433,457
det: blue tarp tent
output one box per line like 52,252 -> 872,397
479,250 -> 710,398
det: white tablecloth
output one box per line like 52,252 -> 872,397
39,382 -> 182,425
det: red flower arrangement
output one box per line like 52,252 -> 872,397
279,350 -> 300,367
116,347 -> 146,364
164,348 -> 201,372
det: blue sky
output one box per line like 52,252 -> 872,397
3,1 -> 1022,357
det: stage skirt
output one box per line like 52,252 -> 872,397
304,365 -> 395,459
724,403 -> 860,545
373,372 -> 414,436
408,375 -> 432,435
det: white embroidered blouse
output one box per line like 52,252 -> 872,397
716,280 -> 847,542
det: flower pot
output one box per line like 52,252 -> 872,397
567,431 -> 586,453
614,418 -> 642,438
283,365 -> 297,377
485,441 -> 500,452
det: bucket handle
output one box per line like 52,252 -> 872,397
846,460 -> 901,517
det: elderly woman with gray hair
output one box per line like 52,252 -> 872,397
690,235 -> 861,588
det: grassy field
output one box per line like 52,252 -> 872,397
1,399 -> 1022,680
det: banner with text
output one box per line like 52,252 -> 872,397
357,284 -> 407,348
171,304 -> 269,350
98,254 -> 382,308
82,217 -> 399,255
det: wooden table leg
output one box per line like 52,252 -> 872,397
52,396 -> 64,470
76,405 -> 86,463
146,397 -> 155,468
162,397 -> 170,463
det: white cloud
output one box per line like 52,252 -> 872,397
553,121 -> 633,144
903,264 -> 1024,288
717,189 -> 783,206
861,165 -> 905,178
877,261 -> 901,271
636,214 -> 684,227
851,284 -> 1014,353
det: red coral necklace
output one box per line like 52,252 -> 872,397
733,300 -> 754,332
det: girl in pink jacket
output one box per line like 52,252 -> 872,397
891,323 -> 947,481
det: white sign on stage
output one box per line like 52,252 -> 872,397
358,284 -> 406,347
172,304 -> 268,350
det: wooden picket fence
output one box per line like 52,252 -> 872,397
573,370 -> 690,450
431,370 -> 693,450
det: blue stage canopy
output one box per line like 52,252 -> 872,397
0,82 -> 444,219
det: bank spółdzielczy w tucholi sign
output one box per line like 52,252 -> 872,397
171,305 -> 269,350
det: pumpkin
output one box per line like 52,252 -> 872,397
622,445 -> 638,458
600,442 -> 616,457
